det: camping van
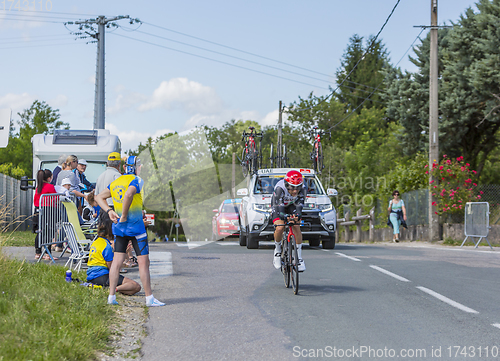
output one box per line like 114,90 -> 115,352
32,129 -> 121,184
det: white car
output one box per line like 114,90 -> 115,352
237,168 -> 337,249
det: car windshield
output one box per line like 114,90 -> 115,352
221,204 -> 239,213
254,176 -> 324,195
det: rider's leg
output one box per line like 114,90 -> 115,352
273,219 -> 285,269
292,225 -> 306,271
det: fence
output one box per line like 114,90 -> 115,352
461,202 -> 492,249
374,185 -> 500,226
0,173 -> 33,231
37,193 -> 72,262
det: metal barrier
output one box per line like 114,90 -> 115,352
37,193 -> 74,262
461,202 -> 492,249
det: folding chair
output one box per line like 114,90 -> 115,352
60,201 -> 92,270
61,222 -> 90,272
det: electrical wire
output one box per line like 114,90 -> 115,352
142,21 -> 336,79
326,27 -> 425,132
117,26 -> 335,86
289,0 -> 402,113
0,41 -> 81,50
109,32 -> 331,90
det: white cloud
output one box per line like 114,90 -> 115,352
106,123 -> 174,153
138,78 -> 223,114
107,89 -> 146,115
49,94 -> 68,108
0,92 -> 35,113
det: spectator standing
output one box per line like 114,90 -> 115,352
33,169 -> 57,260
388,190 -> 407,242
96,156 -> 165,307
51,154 -> 67,185
95,152 -> 122,220
56,155 -> 88,201
74,159 -> 93,213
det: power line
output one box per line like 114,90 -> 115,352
0,41 -> 80,50
289,0 -> 402,113
119,27 -> 335,86
110,32 -> 331,91
326,28 -> 425,132
142,21 -> 335,79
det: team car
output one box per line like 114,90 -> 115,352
212,198 -> 242,240
237,168 -> 337,249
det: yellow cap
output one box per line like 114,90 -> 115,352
108,152 -> 121,161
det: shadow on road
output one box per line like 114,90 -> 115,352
297,284 -> 364,296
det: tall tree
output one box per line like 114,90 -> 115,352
0,100 -> 68,177
385,0 -> 500,176
335,34 -> 391,112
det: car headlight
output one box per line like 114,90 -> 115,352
220,218 -> 230,224
317,204 -> 333,212
253,204 -> 271,212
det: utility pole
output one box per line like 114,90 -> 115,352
277,100 -> 283,168
429,0 -> 440,241
70,15 -> 133,129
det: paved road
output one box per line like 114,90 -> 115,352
138,241 -> 500,360
5,241 -> 500,360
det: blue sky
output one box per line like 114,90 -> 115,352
0,0 -> 478,152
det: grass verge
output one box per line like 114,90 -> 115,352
2,230 -> 34,247
0,253 -> 115,360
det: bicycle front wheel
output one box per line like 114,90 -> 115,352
289,234 -> 299,295
281,238 -> 290,288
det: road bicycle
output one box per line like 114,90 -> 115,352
310,126 -> 330,174
275,215 -> 301,295
269,142 -> 289,168
241,126 -> 263,177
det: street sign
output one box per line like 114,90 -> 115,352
145,213 -> 155,226
0,109 -> 11,148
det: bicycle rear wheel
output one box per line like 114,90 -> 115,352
281,238 -> 290,288
290,234 -> 299,295
241,148 -> 249,177
317,142 -> 323,174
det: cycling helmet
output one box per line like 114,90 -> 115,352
284,170 -> 303,189
125,156 -> 141,175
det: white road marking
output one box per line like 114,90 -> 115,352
335,252 -> 361,262
217,242 -> 240,246
148,251 -> 173,279
370,265 -> 410,282
492,324 -> 500,330
416,286 -> 479,314
175,241 -> 214,249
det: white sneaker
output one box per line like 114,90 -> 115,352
146,298 -> 166,307
273,252 -> 281,270
298,259 -> 306,272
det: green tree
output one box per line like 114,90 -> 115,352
335,34 -> 391,112
385,0 -> 500,177
0,100 -> 67,178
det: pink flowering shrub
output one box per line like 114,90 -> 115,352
427,155 -> 480,215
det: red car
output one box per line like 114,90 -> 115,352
212,199 -> 241,240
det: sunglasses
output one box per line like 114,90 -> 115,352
287,185 -> 301,191
394,193 -> 399,196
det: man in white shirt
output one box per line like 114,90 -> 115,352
95,152 -> 122,219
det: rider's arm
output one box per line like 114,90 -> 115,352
294,187 -> 306,219
271,187 -> 286,219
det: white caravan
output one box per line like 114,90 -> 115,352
32,129 -> 121,183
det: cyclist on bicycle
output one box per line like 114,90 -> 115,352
272,170 -> 307,271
